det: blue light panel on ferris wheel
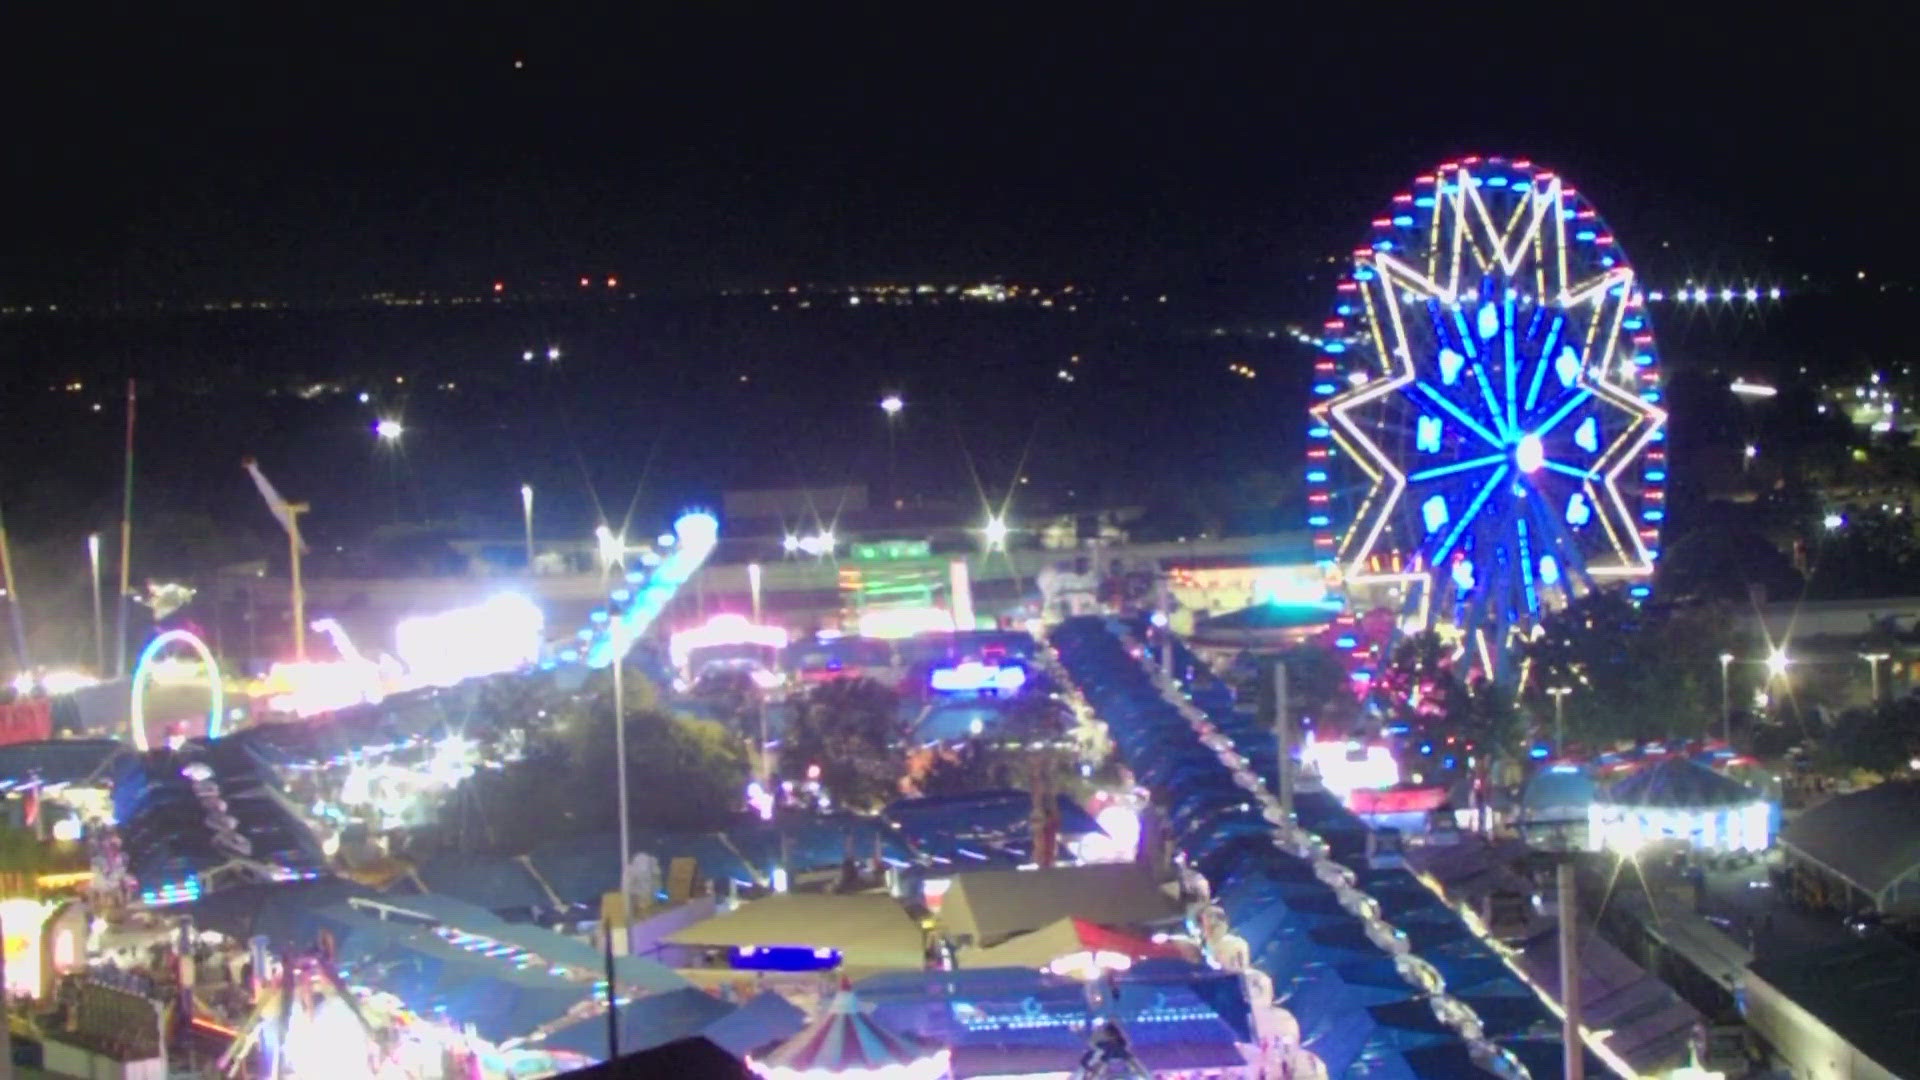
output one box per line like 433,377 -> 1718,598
1575,417 -> 1600,454
1422,495 -> 1449,533
1539,555 -> 1561,586
1476,303 -> 1500,340
1486,176 -> 1509,188
1439,348 -> 1465,386
1416,416 -> 1444,453
1452,560 -> 1475,592
1554,346 -> 1581,388
1566,492 -> 1592,527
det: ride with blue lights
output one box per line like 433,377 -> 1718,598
583,511 -> 719,668
1308,157 -> 1668,683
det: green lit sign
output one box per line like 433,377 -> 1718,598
850,538 -> 931,561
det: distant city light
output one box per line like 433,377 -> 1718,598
546,345 -> 562,361
1744,444 -> 1758,460
1766,648 -> 1790,679
880,394 -> 904,416
1824,512 -> 1845,531
374,418 -> 404,441
1730,379 -> 1778,399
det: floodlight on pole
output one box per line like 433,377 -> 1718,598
982,515 -> 1009,551
1546,686 -> 1571,751
1862,652 -> 1891,702
1719,652 -> 1734,744
1765,648 -> 1790,680
520,484 -> 535,570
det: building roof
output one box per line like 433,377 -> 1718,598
1780,781 -> 1920,902
1748,939 -> 1920,1080
662,892 -> 926,971
937,863 -> 1180,945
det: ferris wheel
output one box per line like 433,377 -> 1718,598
1307,156 -> 1668,682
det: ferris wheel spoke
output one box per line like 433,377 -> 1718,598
1410,382 -> 1503,448
1408,453 -> 1504,483
1433,464 -> 1509,564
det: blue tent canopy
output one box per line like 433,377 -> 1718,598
540,988 -> 738,1061
701,990 -> 807,1057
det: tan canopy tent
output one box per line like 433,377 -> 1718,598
937,863 -> 1180,946
662,893 -> 926,972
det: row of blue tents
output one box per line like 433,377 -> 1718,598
1048,616 -> 1603,1079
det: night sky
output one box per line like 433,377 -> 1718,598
3,7 -> 1906,303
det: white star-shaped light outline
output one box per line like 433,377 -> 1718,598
1312,165 -> 1668,591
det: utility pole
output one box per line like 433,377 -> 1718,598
114,379 -> 137,678
1274,659 -> 1293,821
1559,859 -> 1584,1080
612,619 -> 632,955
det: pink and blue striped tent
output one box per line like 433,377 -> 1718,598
750,985 -> 949,1079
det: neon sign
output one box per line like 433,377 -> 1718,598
129,629 -> 224,752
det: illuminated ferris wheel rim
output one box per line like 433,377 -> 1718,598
1305,156 -> 1668,662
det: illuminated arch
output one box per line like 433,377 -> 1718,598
129,629 -> 224,752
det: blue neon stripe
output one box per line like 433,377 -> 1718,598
1434,465 -> 1509,563
1516,516 -> 1538,614
1543,461 -> 1594,481
1503,297 -> 1518,435
1413,381 -> 1503,447
1469,360 -> 1509,441
1533,389 -> 1593,438
1527,315 -> 1563,413
1408,453 -> 1504,483
1450,307 -> 1478,360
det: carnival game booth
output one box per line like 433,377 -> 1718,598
850,963 -> 1256,1079
1045,616 -> 1586,1078
1587,757 -> 1775,859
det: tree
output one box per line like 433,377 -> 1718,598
450,664 -> 747,852
781,678 -> 905,812
907,693 -> 1084,799
1819,702 -> 1917,777
1522,592 -> 1735,746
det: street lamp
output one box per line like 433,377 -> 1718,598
1862,652 -> 1891,703
374,418 -> 404,442
1546,686 -> 1571,752
520,484 -> 535,571
1719,652 -> 1734,744
879,394 -> 904,417
88,534 -> 104,675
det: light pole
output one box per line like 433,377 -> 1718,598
1719,652 -> 1734,745
611,619 -> 631,951
88,534 -> 104,675
880,394 -> 903,507
520,484 -> 535,571
1547,686 -> 1571,752
1862,652 -> 1891,703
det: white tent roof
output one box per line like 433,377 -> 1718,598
937,863 -> 1180,945
662,892 -> 926,971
